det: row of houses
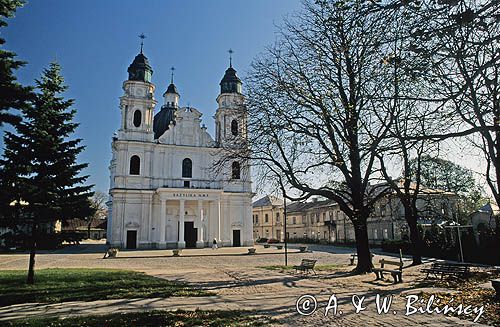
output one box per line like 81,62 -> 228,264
252,182 -> 459,244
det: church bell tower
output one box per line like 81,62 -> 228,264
215,50 -> 247,148
117,36 -> 156,142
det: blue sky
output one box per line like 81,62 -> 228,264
1,0 -> 303,193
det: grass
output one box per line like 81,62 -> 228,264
258,264 -> 342,272
0,268 -> 210,306
4,310 -> 276,327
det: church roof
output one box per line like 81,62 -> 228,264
164,82 -> 179,96
220,66 -> 242,94
220,67 -> 241,85
153,106 -> 176,139
127,52 -> 153,82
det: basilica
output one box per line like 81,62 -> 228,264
107,46 -> 253,249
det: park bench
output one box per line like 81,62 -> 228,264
421,262 -> 470,280
373,258 -> 404,283
350,253 -> 374,265
293,259 -> 317,275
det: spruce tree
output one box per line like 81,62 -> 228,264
0,62 -> 94,284
0,0 -> 32,126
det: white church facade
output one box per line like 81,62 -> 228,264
107,47 -> 253,249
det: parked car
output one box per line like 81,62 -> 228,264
267,238 -> 279,244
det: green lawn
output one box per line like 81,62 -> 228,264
0,268 -> 210,306
4,310 -> 275,327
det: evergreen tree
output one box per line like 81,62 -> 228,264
0,62 -> 94,284
0,0 -> 32,126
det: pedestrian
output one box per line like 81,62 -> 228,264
212,238 -> 218,250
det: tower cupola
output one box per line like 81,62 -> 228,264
127,34 -> 153,83
162,67 -> 179,108
219,49 -> 242,94
127,53 -> 153,83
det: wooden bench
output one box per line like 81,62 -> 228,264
350,253 -> 374,265
421,262 -> 470,280
293,259 -> 317,275
373,258 -> 404,283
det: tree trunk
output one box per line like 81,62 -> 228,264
403,201 -> 423,265
407,213 -> 423,265
353,221 -> 373,273
26,222 -> 37,285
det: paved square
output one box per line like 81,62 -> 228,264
0,243 -> 489,326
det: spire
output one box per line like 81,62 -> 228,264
220,50 -> 242,94
228,49 -> 233,68
164,66 -> 179,96
138,33 -> 146,54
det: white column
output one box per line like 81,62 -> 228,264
196,200 -> 204,248
178,200 -> 186,248
159,197 -> 166,249
217,198 -> 221,242
148,195 -> 153,242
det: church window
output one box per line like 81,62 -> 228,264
133,110 -> 141,127
129,155 -> 140,175
231,161 -> 240,179
182,158 -> 192,178
231,120 -> 238,136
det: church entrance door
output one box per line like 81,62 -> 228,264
126,230 -> 137,249
184,222 -> 197,248
232,230 -> 241,247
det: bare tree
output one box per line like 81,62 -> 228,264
87,191 -> 107,239
405,0 -> 500,205
228,0 -> 401,273
370,2 -> 441,266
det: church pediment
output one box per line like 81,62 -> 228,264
157,107 -> 215,147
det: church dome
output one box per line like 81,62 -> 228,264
127,52 -> 153,82
153,106 -> 176,139
220,66 -> 242,94
164,82 -> 179,96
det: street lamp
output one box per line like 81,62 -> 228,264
283,194 -> 288,266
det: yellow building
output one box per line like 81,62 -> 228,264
252,195 -> 284,241
252,184 -> 458,245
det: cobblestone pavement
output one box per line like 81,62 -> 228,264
0,243 -> 491,326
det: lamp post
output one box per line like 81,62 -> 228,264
283,194 -> 288,266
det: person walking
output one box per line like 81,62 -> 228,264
212,238 -> 218,250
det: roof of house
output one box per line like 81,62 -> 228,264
287,199 -> 336,214
62,218 -> 107,231
252,195 -> 284,208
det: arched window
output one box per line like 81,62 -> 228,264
133,110 -> 142,127
232,161 -> 240,179
231,119 -> 238,136
129,155 -> 140,175
182,158 -> 192,178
